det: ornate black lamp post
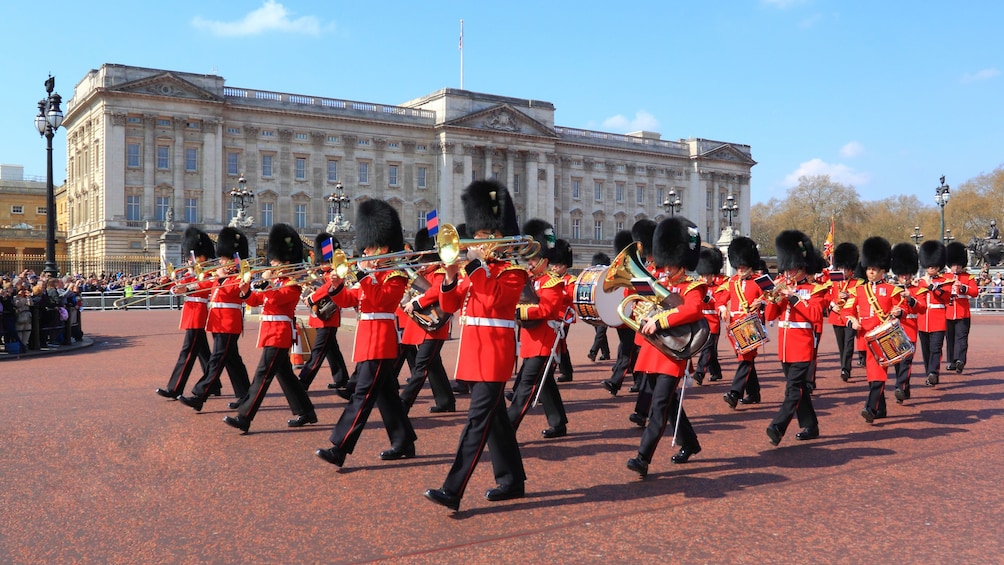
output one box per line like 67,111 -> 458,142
662,189 -> 681,217
935,175 -> 950,244
35,76 -> 63,276
326,182 -> 352,232
910,226 -> 924,248
943,228 -> 955,244
228,174 -> 255,229
721,192 -> 739,228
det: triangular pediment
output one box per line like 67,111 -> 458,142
446,104 -> 556,137
109,72 -> 223,102
696,144 -> 757,165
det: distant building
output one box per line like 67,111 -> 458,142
62,63 -> 754,271
0,164 -> 67,273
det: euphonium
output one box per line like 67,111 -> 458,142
399,267 -> 451,331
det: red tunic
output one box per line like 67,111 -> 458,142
900,284 -> 928,342
763,279 -> 827,363
332,270 -> 408,362
205,276 -> 245,335
305,279 -> 342,329
827,278 -> 861,326
516,271 -> 565,358
718,274 -> 765,360
633,271 -> 706,377
842,281 -> 907,381
946,272 -> 978,320
440,259 -> 527,383
172,274 -> 210,330
917,275 -> 950,332
243,279 -> 302,348
702,274 -> 726,334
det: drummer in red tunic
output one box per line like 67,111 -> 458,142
843,237 -> 908,424
424,180 -> 528,512
719,236 -> 766,408
890,242 -> 926,404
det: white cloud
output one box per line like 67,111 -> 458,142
961,68 -> 1000,84
782,158 -> 869,187
192,1 -> 323,37
839,141 -> 864,158
601,111 -> 660,133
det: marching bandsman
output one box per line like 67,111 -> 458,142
399,228 -> 457,413
807,249 -> 831,393
223,224 -> 317,432
600,230 -> 641,396
626,216 -> 706,477
945,241 -> 977,375
297,232 -> 350,392
917,241 -> 949,387
890,242 -> 926,403
763,230 -> 828,444
508,219 -> 569,439
178,227 -> 251,411
827,243 -> 861,383
587,252 -> 612,362
692,247 -> 725,386
628,219 -> 659,426
720,236 -> 765,408
424,180 -> 527,512
316,200 -> 418,467
156,227 -> 215,399
843,237 -> 907,423
552,238 -> 577,383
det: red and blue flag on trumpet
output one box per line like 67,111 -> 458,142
321,237 -> 335,261
426,209 -> 439,237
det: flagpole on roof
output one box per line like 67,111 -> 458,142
459,19 -> 464,90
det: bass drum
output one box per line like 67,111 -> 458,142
573,265 -> 623,326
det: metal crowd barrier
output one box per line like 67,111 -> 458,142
79,290 -> 182,311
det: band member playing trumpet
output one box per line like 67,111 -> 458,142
179,227 -> 251,411
828,242 -> 861,383
763,230 -> 828,445
223,224 -> 317,432
297,232 -> 350,392
944,241 -> 977,375
843,237 -> 907,424
507,219 -> 569,439
551,239 -> 577,383
425,180 -> 527,512
399,228 -> 456,413
156,227 -> 215,399
917,241 -> 949,387
316,200 -> 417,468
890,242 -> 926,403
626,216 -> 707,478
719,236 -> 765,408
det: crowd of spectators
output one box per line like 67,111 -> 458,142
0,270 -> 84,353
975,268 -> 1004,309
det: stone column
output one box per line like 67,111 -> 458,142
545,153 -> 557,227
201,118 -> 220,225
143,115 -> 156,220
172,118 -> 187,218
525,152 -> 539,219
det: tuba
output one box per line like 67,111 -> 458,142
400,267 -> 451,331
604,242 -> 710,360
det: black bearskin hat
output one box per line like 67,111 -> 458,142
591,252 -> 611,266
551,239 -> 573,268
217,227 -> 249,260
697,247 -> 724,276
267,223 -> 304,264
945,241 -> 968,268
853,262 -> 866,280
413,227 -> 435,252
810,249 -> 827,275
313,232 -> 340,264
728,236 -> 760,269
455,223 -> 470,239
632,219 -> 657,259
182,227 -> 216,261
614,230 -> 634,256
356,199 -> 405,252
890,243 -> 919,276
462,179 -> 519,237
919,240 -> 946,269
522,218 -> 555,260
653,216 -> 701,270
775,230 -> 816,272
832,242 -> 859,270
861,237 -> 892,270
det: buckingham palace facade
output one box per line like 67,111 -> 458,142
62,63 -> 755,270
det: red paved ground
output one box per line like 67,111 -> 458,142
2,310 -> 1002,563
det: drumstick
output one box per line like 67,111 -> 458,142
672,366 -> 689,447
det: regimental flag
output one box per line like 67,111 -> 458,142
754,273 -> 776,292
426,209 -> 439,237
321,237 -> 335,262
233,252 -> 241,268
459,19 -> 463,51
823,216 -> 835,264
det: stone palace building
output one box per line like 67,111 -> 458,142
62,63 -> 755,270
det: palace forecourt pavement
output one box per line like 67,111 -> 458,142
2,310 -> 1002,563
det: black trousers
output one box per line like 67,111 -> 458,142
833,324 -> 856,375
328,358 -> 417,454
507,355 -> 568,431
730,358 -> 760,398
893,353 -> 914,395
945,318 -> 971,366
918,330 -> 945,376
770,361 -> 817,435
191,332 -> 250,401
634,372 -> 654,417
557,330 -> 573,379
865,380 -> 887,416
607,326 -> 638,388
637,374 -> 698,462
442,381 -> 525,499
238,346 -> 315,421
297,327 -> 349,389
589,325 -> 610,358
400,339 -> 454,411
166,328 -> 210,395
693,333 -> 721,378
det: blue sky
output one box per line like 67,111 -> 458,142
2,1 -> 1001,204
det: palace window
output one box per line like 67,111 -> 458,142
127,143 -> 141,168
126,196 -> 140,221
155,196 -> 170,221
11,205 -> 23,214
572,218 -> 581,239
184,198 -> 198,223
572,179 -> 581,199
388,165 -> 399,186
295,157 -> 307,180
594,180 -> 603,201
327,160 -> 338,182
262,154 -> 274,178
227,152 -> 239,176
261,202 -> 273,227
616,182 -> 624,203
358,162 -> 369,184
417,166 -> 427,189
594,220 -> 603,240
185,148 -> 198,172
294,204 -> 307,228
156,146 -> 170,169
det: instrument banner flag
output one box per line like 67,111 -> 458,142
828,269 -> 845,282
754,274 -> 776,292
426,209 -> 439,236
321,238 -> 335,261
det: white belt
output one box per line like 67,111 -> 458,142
778,321 -> 812,329
209,302 -> 242,310
358,313 -> 396,321
185,297 -> 209,304
462,316 -> 516,329
906,314 -> 918,319
260,315 -> 294,322
702,309 -> 717,315
928,304 -> 946,309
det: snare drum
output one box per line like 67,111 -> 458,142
726,312 -> 769,354
573,266 -> 623,326
865,319 -> 914,367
